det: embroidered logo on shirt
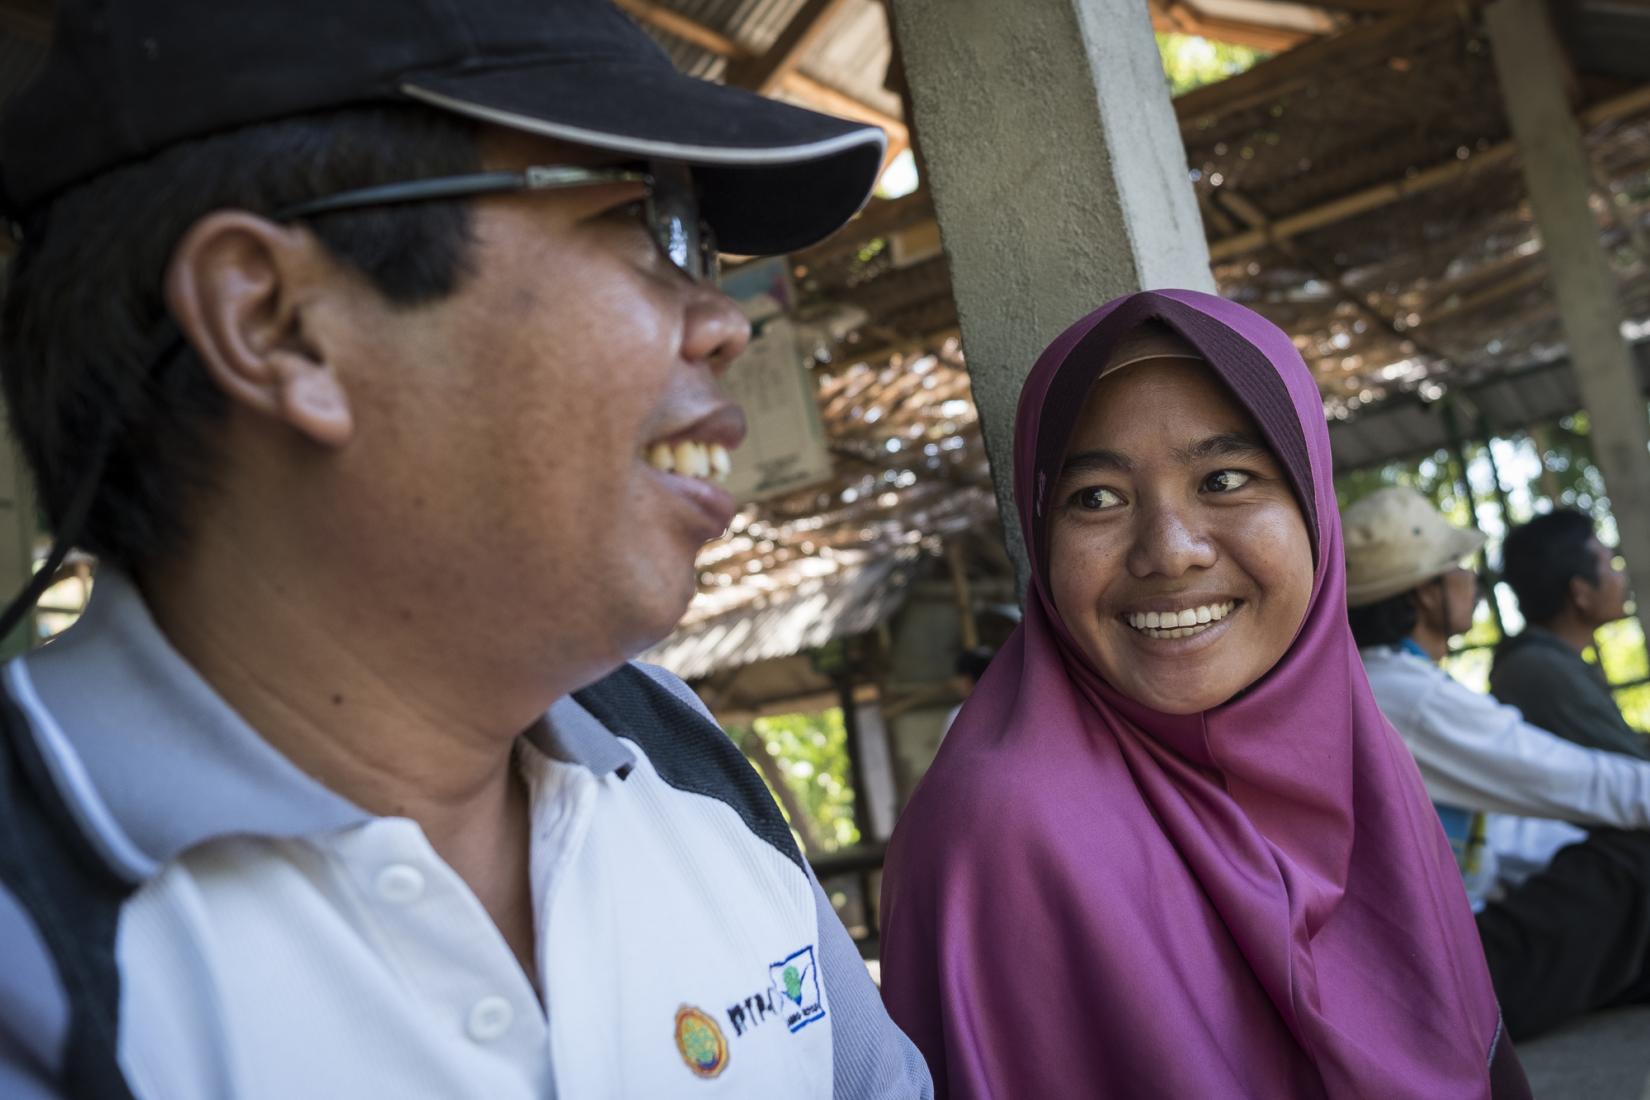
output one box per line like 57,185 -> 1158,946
768,945 -> 826,1033
725,987 -> 780,1037
674,1005 -> 729,1079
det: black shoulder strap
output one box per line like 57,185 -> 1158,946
0,683 -> 139,1100
574,664 -> 805,872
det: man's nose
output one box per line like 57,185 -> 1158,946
683,286 -> 751,375
1126,499 -> 1218,579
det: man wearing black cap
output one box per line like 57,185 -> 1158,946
0,2 -> 931,1097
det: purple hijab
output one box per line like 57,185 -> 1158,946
880,291 -> 1515,1098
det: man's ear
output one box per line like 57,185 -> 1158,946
1409,581 -> 1441,624
165,212 -> 353,448
1569,573 -> 1597,617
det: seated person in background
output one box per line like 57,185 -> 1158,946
882,292 -> 1525,1099
1344,487 -> 1650,1039
1492,508 -> 1646,760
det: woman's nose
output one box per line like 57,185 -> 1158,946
1126,500 -> 1218,579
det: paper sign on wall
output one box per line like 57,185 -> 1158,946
718,260 -> 833,503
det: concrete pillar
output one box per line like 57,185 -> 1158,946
884,0 -> 1215,586
1488,0 -> 1650,645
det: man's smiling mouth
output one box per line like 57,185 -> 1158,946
1123,600 -> 1238,639
644,438 -> 732,483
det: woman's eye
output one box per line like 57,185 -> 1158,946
1072,486 -> 1124,511
1203,469 -> 1252,493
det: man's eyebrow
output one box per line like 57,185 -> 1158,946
1174,431 -> 1271,464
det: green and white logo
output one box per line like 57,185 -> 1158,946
767,945 -> 825,1034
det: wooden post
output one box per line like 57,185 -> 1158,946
1487,0 -> 1650,646
945,540 -> 980,652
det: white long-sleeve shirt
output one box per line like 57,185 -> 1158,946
1360,645 -> 1650,907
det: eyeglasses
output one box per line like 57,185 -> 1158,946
274,160 -> 720,285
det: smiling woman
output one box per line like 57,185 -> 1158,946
879,290 -> 1530,1099
1046,324 -> 1313,715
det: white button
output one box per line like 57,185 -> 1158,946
467,996 -> 514,1042
373,864 -> 425,905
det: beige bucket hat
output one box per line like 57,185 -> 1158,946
1342,487 -> 1485,608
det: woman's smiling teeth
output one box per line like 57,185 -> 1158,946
1125,600 -> 1237,639
646,440 -> 732,483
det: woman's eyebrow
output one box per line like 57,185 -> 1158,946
1174,431 -> 1271,464
1060,448 -> 1133,476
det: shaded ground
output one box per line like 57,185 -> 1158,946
1519,1007 -> 1650,1099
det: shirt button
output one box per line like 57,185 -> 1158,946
467,996 -> 514,1042
373,864 -> 425,905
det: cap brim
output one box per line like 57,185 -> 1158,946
401,63 -> 886,255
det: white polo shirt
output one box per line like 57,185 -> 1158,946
1359,644 -> 1650,909
0,572 -> 930,1099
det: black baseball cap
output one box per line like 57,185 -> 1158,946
0,0 -> 887,255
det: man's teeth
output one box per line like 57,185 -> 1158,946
645,440 -> 732,483
1125,601 -> 1236,639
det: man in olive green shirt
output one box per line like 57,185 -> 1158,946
1492,509 -> 1647,761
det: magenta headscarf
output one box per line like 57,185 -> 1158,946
880,291 -> 1521,1098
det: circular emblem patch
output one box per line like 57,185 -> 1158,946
674,1005 -> 729,1079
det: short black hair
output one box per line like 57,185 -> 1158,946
1501,508 -> 1599,627
1,105 -> 480,572
1348,590 -> 1419,649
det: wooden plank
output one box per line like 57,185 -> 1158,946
611,0 -> 745,57
1206,82 -> 1650,261
1174,14 -> 1313,52
1174,5 -> 1445,129
782,72 -> 908,155
726,0 -> 856,96
611,0 -> 906,159
1155,2 -> 1314,52
1296,0 -> 1428,12
793,189 -> 934,266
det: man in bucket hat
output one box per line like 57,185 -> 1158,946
0,2 -> 931,1096
1344,487 -> 1650,1039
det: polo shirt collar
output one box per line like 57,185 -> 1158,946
15,569 -> 634,881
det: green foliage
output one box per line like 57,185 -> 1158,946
1615,683 -> 1650,735
731,709 -> 861,851
1156,33 -> 1271,96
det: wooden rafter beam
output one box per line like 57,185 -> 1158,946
1174,4 -> 1455,129
1152,2 -> 1314,52
613,0 -> 740,56
611,0 -> 906,164
727,0 -> 855,96
1217,186 -> 1454,363
1296,0 -> 1424,12
785,71 -> 909,162
1206,82 -> 1650,261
